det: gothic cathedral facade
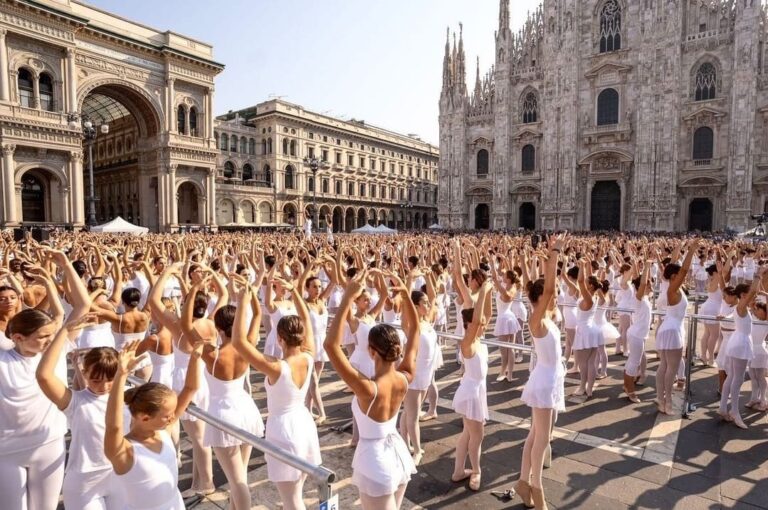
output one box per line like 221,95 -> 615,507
438,0 -> 768,232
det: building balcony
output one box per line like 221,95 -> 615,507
682,157 -> 724,172
581,122 -> 632,145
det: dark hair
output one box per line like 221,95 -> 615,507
478,262 -> 491,273
504,270 -> 520,286
346,267 -> 358,279
566,266 -> 579,280
411,290 -> 427,305
9,259 -> 23,272
192,291 -> 208,319
187,264 -> 201,278
213,305 -> 236,338
6,309 -> 53,337
87,277 -> 105,292
734,283 -> 751,299
305,276 -> 320,289
526,278 -> 545,304
121,287 -> 141,308
0,285 -> 19,296
152,256 -> 166,265
663,263 -> 681,281
586,276 -> 601,292
461,307 -> 474,329
407,256 -> 419,268
619,263 -> 632,274
276,315 -> 304,347
723,286 -> 737,297
210,259 -> 222,271
83,347 -> 119,381
705,264 -> 718,276
264,255 -> 276,269
631,276 -> 642,290
470,268 -> 486,286
368,324 -> 402,362
755,302 -> 767,314
124,382 -> 175,416
72,260 -> 88,278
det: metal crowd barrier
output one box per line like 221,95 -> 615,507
127,374 -> 337,506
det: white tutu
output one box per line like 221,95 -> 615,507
452,344 -> 488,421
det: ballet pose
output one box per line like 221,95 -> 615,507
698,261 -> 725,366
232,280 -> 321,510
569,259 -> 605,399
655,239 -> 699,416
451,280 -> 492,491
325,275 -> 419,510
514,233 -> 568,510
105,339 -> 202,510
624,255 -> 652,403
489,264 -> 521,382
746,301 -> 768,411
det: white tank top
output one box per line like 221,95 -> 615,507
115,430 -> 184,510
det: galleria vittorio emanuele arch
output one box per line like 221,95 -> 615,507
0,0 -> 222,232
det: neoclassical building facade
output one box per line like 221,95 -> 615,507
214,99 -> 439,232
439,0 -> 768,232
0,0 -> 222,232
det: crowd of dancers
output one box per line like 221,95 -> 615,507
0,229 -> 766,510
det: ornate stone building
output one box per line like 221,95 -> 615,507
214,99 -> 439,232
0,0 -> 222,232
439,0 -> 768,232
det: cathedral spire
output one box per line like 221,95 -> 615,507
499,0 -> 509,32
442,27 -> 453,90
473,56 -> 481,99
457,23 -> 466,94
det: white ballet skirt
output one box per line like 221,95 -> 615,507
203,358 -> 264,447
750,323 -> 768,369
265,354 -> 321,482
522,321 -> 565,411
560,291 -> 578,330
572,300 -> 603,350
593,307 -> 620,341
452,343 -> 489,421
349,320 -> 376,378
655,293 -> 688,351
510,290 -> 528,323
492,294 -> 520,337
725,310 -> 754,361
328,285 -> 343,310
716,303 -> 736,370
409,322 -> 438,391
265,302 -> 297,359
171,337 -> 209,422
78,322 -> 115,350
615,286 -> 635,316
148,351 -> 174,387
114,331 -> 146,352
699,289 -> 723,324
309,307 -> 329,362
351,388 -> 416,497
435,292 -> 448,328
453,297 -> 465,337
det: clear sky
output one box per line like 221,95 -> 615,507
86,0 -> 541,145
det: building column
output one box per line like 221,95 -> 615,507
166,78 -> 175,133
65,48 -> 77,113
205,88 -> 214,141
183,108 -> 190,136
1,144 -> 16,225
32,75 -> 40,109
157,169 -> 167,230
206,167 -> 216,227
0,29 -> 9,102
168,164 -> 178,229
69,151 -> 85,228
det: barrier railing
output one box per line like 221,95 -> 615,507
127,374 -> 337,507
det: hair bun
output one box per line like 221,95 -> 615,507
124,387 -> 138,405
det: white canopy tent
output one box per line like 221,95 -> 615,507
90,216 -> 148,234
351,224 -> 378,234
428,223 -> 444,230
374,224 -> 398,234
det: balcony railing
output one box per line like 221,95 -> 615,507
693,159 -> 712,167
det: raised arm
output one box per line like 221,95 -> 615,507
669,238 -> 699,295
394,273 -> 419,381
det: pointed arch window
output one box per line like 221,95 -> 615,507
39,73 -> 53,111
522,92 -> 538,123
267,138 -> 273,154
18,68 -> 34,108
177,105 -> 186,134
476,149 -> 489,177
261,139 -> 267,155
264,165 -> 272,185
692,127 -> 714,161
599,0 -> 622,53
694,63 -> 716,101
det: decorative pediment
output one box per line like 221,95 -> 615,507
577,149 -> 633,166
465,186 -> 492,196
682,106 -> 726,127
510,184 -> 541,194
584,61 -> 632,80
512,127 -> 542,143
679,176 -> 725,187
470,137 -> 493,148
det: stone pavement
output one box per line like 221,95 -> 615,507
184,336 -> 768,510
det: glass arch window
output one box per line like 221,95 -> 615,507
695,63 -> 716,101
476,149 -> 489,177
18,68 -> 34,108
39,73 -> 54,111
693,127 -> 714,161
223,161 -> 235,178
522,92 -> 538,123
599,0 -> 622,53
522,145 -> 536,173
597,88 -> 619,126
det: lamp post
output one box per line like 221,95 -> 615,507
80,115 -> 109,227
303,156 -> 328,230
399,201 -> 413,230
